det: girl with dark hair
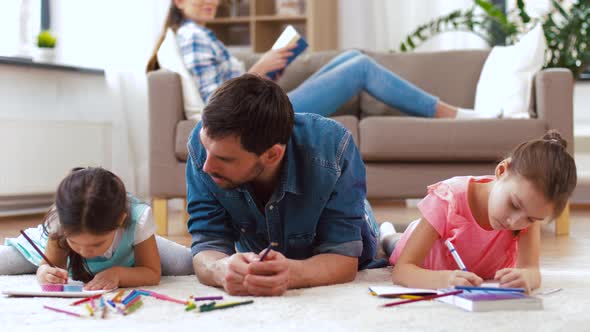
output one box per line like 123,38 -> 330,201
1,167 -> 193,289
380,130 -> 577,293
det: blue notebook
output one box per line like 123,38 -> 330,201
437,288 -> 543,312
267,25 -> 308,80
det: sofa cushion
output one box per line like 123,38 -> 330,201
174,116 -> 359,162
359,117 -> 547,162
176,120 -> 199,161
360,50 -> 490,117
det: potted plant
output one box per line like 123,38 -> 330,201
35,30 -> 57,61
399,0 -> 590,79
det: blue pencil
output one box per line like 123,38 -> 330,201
455,285 -> 525,293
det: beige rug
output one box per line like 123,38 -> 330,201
1,268 -> 588,332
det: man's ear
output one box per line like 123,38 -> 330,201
495,158 -> 511,178
261,144 -> 285,166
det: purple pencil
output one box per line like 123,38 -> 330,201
260,242 -> 278,262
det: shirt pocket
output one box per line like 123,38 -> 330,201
286,232 -> 316,260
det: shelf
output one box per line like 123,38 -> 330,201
254,15 -> 306,22
208,17 -> 252,24
211,0 -> 338,52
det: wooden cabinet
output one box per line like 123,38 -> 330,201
207,0 -> 338,52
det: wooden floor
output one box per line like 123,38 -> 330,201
1,201 -> 589,272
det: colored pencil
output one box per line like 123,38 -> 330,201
85,303 -> 94,316
125,300 -> 143,315
19,230 -> 55,267
199,300 -> 254,312
70,293 -> 103,306
382,290 -> 463,308
146,290 -> 188,305
454,285 -> 525,293
260,242 -> 278,262
190,295 -> 224,301
121,290 -> 138,304
111,289 -> 125,302
444,239 -> 467,271
43,305 -> 82,317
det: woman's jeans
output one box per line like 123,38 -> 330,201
288,49 -> 438,117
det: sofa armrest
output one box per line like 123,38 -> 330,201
535,68 -> 574,154
147,69 -> 186,197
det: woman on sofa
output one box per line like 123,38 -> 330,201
147,0 -> 487,119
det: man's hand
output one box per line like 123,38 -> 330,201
221,253 -> 258,296
244,250 -> 290,296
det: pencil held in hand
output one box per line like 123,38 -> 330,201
19,229 -> 56,267
259,242 -> 278,261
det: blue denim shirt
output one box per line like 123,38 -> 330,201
186,113 -> 377,268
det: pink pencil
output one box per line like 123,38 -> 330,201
382,290 -> 463,307
43,305 -> 82,317
145,290 -> 188,305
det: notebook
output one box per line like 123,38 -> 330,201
2,281 -> 115,298
437,288 -> 543,312
267,25 -> 308,80
369,285 -> 437,298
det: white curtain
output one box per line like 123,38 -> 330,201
51,0 -> 170,198
371,0 -> 488,52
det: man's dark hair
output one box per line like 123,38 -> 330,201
202,74 -> 295,155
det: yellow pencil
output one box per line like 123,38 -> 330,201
85,303 -> 94,316
399,295 -> 423,300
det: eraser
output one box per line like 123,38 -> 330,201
63,284 -> 83,292
41,284 -> 64,292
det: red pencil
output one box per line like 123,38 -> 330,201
382,290 -> 463,307
19,230 -> 56,267
71,293 -> 103,306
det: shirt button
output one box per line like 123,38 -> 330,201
241,228 -> 246,232
269,205 -> 274,210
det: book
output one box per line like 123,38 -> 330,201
369,285 -> 437,298
267,25 -> 308,80
2,281 -> 115,298
437,288 -> 543,312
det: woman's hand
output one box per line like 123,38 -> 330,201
248,45 -> 296,79
36,264 -> 68,285
84,268 -> 120,290
447,270 -> 483,287
495,268 -> 533,293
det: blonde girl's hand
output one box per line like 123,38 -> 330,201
495,268 -> 532,294
84,268 -> 120,290
447,270 -> 483,287
249,45 -> 296,78
36,264 -> 68,285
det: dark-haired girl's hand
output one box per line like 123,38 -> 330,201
85,268 -> 120,290
36,264 -> 68,285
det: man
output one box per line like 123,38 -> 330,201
186,74 -> 381,296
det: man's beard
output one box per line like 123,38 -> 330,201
211,161 -> 264,189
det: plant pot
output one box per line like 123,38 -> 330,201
35,47 -> 55,62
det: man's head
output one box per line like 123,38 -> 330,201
200,74 -> 294,189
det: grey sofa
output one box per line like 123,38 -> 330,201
148,50 -> 573,236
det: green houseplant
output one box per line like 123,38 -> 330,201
399,0 -> 590,79
37,30 -> 57,48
